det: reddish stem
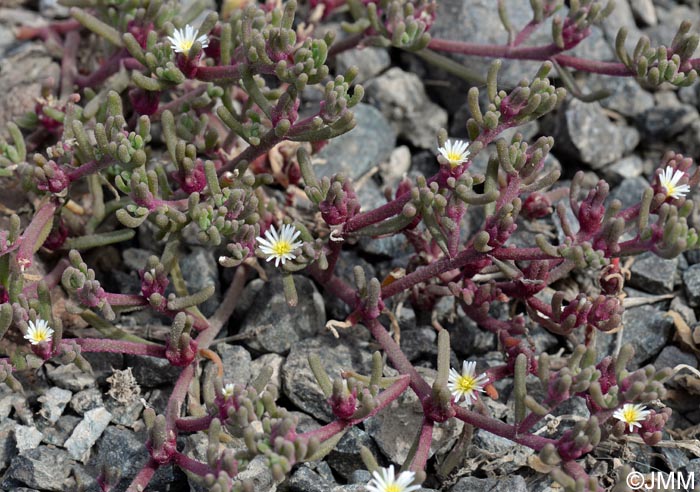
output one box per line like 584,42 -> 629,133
68,338 -> 165,357
410,419 -> 434,472
173,452 -> 215,477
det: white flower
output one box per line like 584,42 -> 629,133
659,166 -> 691,199
167,25 -> 209,55
613,403 -> 651,432
24,318 -> 54,345
366,466 -> 421,492
222,383 -> 235,399
437,139 -> 470,168
447,360 -> 489,404
256,223 -> 303,267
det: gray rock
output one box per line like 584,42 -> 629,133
282,335 -> 373,422
1,446 -> 74,491
0,419 -> 16,469
364,67 -> 447,149
683,264 -> 700,307
241,275 -> 326,354
451,476 -> 528,492
46,363 -> 96,392
630,0 -> 657,26
610,176 -> 650,210
14,425 -> 43,452
628,251 -> 678,294
335,46 -> 391,84
430,0 -> 549,88
556,99 -> 640,169
357,181 -> 415,258
0,43 -> 60,139
39,0 -> 69,18
286,464 -> 334,492
593,76 -> 654,118
37,387 -> 72,424
70,387 -> 104,415
597,305 -> 674,367
639,103 -> 699,140
122,247 -> 153,272
179,247 -> 220,317
40,414 -> 80,447
238,455 -> 277,492
314,103 -> 396,180
399,326 -> 437,362
93,425 -> 174,492
656,346 -> 697,371
250,353 -> 285,390
365,367 -> 463,463
64,407 -> 112,462
380,145 -> 412,187
216,343 -> 252,385
327,427 -> 380,480
349,470 -> 371,484
601,155 -> 644,185
125,354 -> 180,387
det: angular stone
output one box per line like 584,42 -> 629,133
125,354 -> 180,387
70,387 -> 104,415
64,407 -> 112,462
556,99 -> 640,169
250,353 -> 285,390
364,67 -> 448,149
628,251 -> 678,294
40,414 -> 80,447
451,476 -> 527,492
365,367 -> 463,463
241,275 -> 325,354
38,387 -> 72,424
1,446 -> 74,491
327,427 -> 380,480
596,304 -> 674,368
237,455 -> 277,492
314,103 -> 396,181
335,46 -> 391,83
45,363 -> 96,392
179,247 -> 221,317
282,335 -> 373,422
683,264 -> 700,307
216,343 -> 252,385
14,425 -> 43,452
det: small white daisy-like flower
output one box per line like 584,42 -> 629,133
222,383 -> 235,399
256,224 -> 303,267
437,139 -> 470,168
613,403 -> 651,432
659,166 -> 691,199
366,465 -> 421,492
167,25 -> 209,55
447,360 -> 489,404
24,318 -> 54,345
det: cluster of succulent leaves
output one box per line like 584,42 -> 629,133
1,0 -> 700,491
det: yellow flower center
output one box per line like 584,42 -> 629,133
272,240 -> 294,256
664,183 -> 676,196
456,374 -> 478,393
446,151 -> 463,166
622,407 -> 639,423
385,485 -> 401,492
33,331 -> 49,343
179,40 -> 194,52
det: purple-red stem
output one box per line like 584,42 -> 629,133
173,451 -> 215,477
410,419 -> 434,472
68,338 -> 165,357
125,458 -> 159,492
297,375 -> 411,443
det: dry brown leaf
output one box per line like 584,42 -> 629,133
527,455 -> 554,474
666,310 -> 700,354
